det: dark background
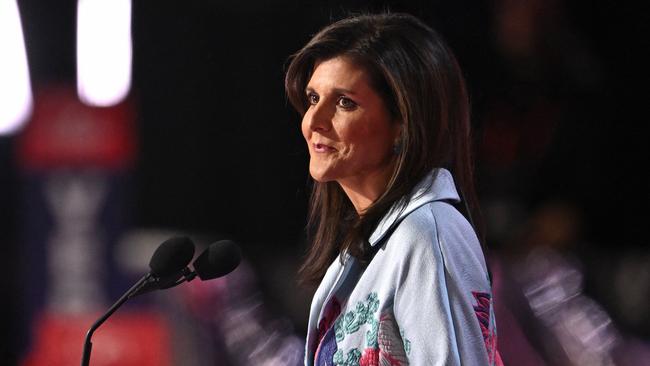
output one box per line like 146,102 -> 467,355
1,0 -> 648,364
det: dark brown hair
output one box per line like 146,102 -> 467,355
285,13 -> 482,285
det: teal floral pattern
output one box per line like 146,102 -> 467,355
333,349 -> 362,366
329,293 -> 414,366
400,329 -> 411,356
366,318 -> 379,348
334,292 -> 380,343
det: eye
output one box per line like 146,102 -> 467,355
307,92 -> 319,105
337,96 -> 357,110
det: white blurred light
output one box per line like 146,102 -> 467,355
77,0 -> 132,107
0,0 -> 33,136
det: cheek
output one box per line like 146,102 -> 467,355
345,123 -> 376,147
352,124 -> 394,159
301,115 -> 311,142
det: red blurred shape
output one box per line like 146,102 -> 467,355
22,311 -> 172,366
17,85 -> 136,171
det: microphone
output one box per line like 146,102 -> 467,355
193,240 -> 242,280
150,236 -> 196,277
81,236 -> 195,366
81,237 -> 242,366
132,239 -> 243,295
137,239 -> 243,290
128,236 -> 196,297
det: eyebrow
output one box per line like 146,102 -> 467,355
305,86 -> 358,96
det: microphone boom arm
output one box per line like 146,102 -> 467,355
81,273 -> 152,366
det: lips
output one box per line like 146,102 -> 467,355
313,142 -> 337,153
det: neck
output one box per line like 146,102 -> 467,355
338,164 -> 395,214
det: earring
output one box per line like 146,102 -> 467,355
392,140 -> 402,155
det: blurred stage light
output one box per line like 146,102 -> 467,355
77,0 -> 132,107
0,0 -> 33,136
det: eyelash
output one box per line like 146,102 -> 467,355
307,92 -> 319,105
306,92 -> 357,110
337,96 -> 357,109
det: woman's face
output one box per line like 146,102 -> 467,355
302,56 -> 400,190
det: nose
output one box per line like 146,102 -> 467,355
304,101 -> 332,133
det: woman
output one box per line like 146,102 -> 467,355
285,13 -> 501,365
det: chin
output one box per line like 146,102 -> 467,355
309,166 -> 336,183
309,172 -> 332,183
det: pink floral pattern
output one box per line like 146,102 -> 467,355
359,313 -> 409,366
472,291 -> 504,366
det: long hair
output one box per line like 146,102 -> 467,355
285,13 -> 482,285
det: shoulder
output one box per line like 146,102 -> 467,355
385,201 -> 488,278
389,200 -> 474,248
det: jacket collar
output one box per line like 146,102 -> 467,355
368,168 -> 460,247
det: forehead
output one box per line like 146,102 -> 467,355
307,56 -> 372,94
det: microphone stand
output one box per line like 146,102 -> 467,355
81,274 -> 151,366
80,269 -> 198,366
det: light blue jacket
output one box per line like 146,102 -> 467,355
306,169 -> 499,366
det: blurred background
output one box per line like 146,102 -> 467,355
1,0 -> 648,365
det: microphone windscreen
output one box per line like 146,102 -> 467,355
149,236 -> 195,277
193,240 -> 241,280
